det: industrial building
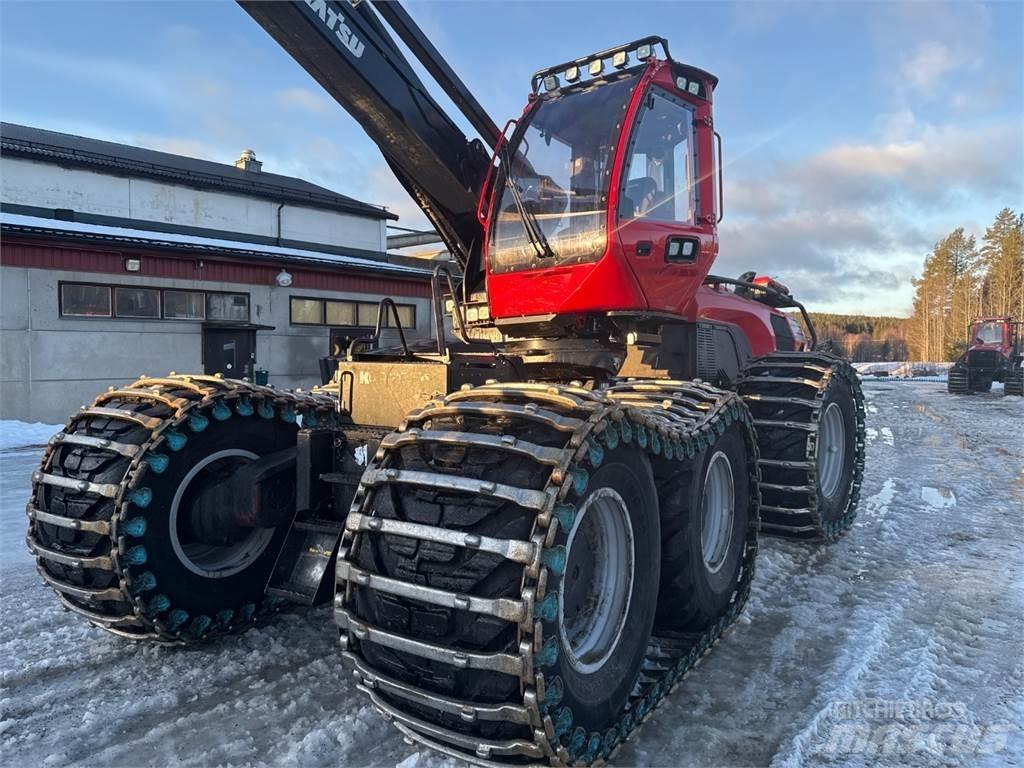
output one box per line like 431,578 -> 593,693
0,122 -> 436,423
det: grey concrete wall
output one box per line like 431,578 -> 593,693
0,266 -> 432,424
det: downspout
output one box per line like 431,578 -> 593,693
276,203 -> 284,246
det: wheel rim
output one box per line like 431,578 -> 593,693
169,449 -> 277,579
817,402 -> 847,500
558,487 -> 635,674
701,451 -> 735,574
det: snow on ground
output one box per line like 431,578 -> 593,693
2,383 -> 1022,767
0,421 -> 62,451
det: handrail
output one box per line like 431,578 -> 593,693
346,298 -> 412,360
703,274 -> 818,350
430,264 -> 470,355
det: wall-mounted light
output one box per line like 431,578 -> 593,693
276,269 -> 293,287
124,257 -> 141,272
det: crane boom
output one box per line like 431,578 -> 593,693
237,0 -> 494,274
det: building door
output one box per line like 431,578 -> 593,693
203,327 -> 256,379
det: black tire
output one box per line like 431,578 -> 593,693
541,447 -> 660,733
970,378 -> 993,393
815,375 -> 859,526
33,388 -> 298,640
1006,368 -> 1024,396
947,367 -> 968,394
656,422 -> 751,632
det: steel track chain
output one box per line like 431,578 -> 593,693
27,373 -> 337,644
335,378 -> 761,766
738,352 -> 866,541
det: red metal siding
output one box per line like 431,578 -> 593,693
0,237 -> 432,298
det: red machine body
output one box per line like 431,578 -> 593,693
966,317 -> 1018,359
478,50 -> 803,360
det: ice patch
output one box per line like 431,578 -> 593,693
0,421 -> 62,450
880,427 -> 894,446
865,478 -> 897,518
921,486 -> 957,508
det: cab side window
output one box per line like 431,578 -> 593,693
619,91 -> 696,224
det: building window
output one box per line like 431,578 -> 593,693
357,302 -> 381,327
290,297 -> 323,325
325,300 -> 356,326
114,287 -> 160,319
207,292 -> 250,322
391,303 -> 416,329
61,283 -> 112,317
163,290 -> 205,320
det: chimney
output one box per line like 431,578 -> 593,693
235,149 -> 262,172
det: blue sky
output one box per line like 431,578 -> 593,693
2,0 -> 1021,315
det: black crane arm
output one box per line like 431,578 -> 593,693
237,0 -> 497,276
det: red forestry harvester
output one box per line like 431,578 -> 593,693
27,2 -> 866,764
948,317 -> 1023,395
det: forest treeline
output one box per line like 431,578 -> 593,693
800,208 -> 1022,363
905,208 -> 1023,361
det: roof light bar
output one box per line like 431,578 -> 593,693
588,58 -> 604,76
612,50 -> 629,68
565,65 -> 580,83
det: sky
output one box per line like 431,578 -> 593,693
2,0 -> 1021,316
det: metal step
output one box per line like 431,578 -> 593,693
265,516 -> 345,606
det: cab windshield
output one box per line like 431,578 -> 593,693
973,321 -> 1004,344
490,74 -> 640,273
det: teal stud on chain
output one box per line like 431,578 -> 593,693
541,546 -> 567,576
619,419 -> 633,443
601,421 -> 619,450
257,400 -> 275,419
122,517 -> 147,537
534,636 -> 558,668
188,412 -> 209,433
145,594 -> 170,617
302,410 -> 319,429
534,592 -> 558,622
164,430 -> 187,452
568,727 -> 588,761
211,400 -> 232,421
570,467 -> 589,495
586,438 -> 604,467
662,439 -> 673,460
127,487 -> 152,508
123,545 -> 148,565
215,609 -> 234,628
650,430 -> 662,455
554,707 -> 574,739
542,675 -> 564,710
144,453 -> 169,474
239,603 -> 256,623
130,571 -> 157,594
279,403 -> 296,423
584,733 -> 603,763
601,729 -> 619,759
636,424 -> 648,449
188,614 -> 212,637
166,608 -> 189,631
553,503 -> 576,530
235,397 -> 254,416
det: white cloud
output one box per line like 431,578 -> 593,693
900,42 -> 960,93
273,87 -> 333,115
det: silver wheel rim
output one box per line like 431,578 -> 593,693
169,449 -> 277,579
701,451 -> 735,574
818,402 -> 847,500
558,487 -> 635,674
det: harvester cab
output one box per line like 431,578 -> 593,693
948,317 -> 1024,395
27,4 -> 868,766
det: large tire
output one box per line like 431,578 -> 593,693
739,353 -> 865,540
543,447 -> 660,733
947,366 -> 969,394
656,422 -> 752,632
29,375 -> 334,642
1005,367 -> 1024,396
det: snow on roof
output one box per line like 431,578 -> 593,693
0,212 -> 433,277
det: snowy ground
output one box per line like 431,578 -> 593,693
2,382 -> 1022,767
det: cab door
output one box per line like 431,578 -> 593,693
614,86 -> 716,314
